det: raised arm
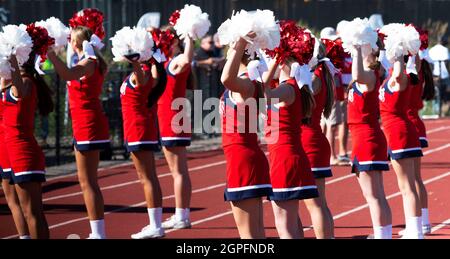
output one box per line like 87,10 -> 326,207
352,45 -> 376,91
392,56 -> 408,91
220,37 -> 254,97
47,50 -> 95,81
9,54 -> 30,98
170,35 -> 195,75
130,62 -> 149,87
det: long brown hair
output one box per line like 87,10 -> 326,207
421,59 -> 435,100
148,61 -> 167,108
22,59 -> 54,116
317,43 -> 335,118
71,26 -> 108,75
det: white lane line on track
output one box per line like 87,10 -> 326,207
36,125 -> 450,201
167,171 -> 450,237
42,160 -> 227,202
38,123 -> 450,184
430,218 -> 450,234
3,137 -> 450,239
2,183 -> 227,239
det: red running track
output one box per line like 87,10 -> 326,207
1,119 -> 449,239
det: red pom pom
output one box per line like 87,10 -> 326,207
321,38 -> 346,69
415,26 -> 429,50
26,23 -> 55,62
151,28 -> 176,58
265,20 -> 315,65
377,28 -> 386,43
169,10 -> 180,26
69,8 -> 105,40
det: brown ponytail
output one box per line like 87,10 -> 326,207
421,59 -> 435,101
300,86 -> 315,119
23,61 -> 54,116
320,62 -> 335,118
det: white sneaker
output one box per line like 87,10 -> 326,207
131,225 -> 165,239
87,233 -> 105,239
399,224 -> 431,236
161,215 -> 192,229
366,234 -> 374,239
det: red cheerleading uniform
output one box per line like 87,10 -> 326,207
406,72 -> 428,148
347,70 -> 389,173
0,91 -> 12,181
157,55 -> 192,147
67,57 -> 110,151
379,72 -> 423,160
265,78 -> 318,201
120,64 -> 160,152
301,67 -> 333,178
220,75 -> 271,201
3,78 -> 45,184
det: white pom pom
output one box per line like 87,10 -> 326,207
246,9 -> 280,56
0,24 -> 33,79
402,25 -> 421,56
340,18 -> 378,54
35,17 -> 70,49
217,9 -> 280,59
174,4 -> 211,40
110,26 -> 154,63
217,10 -> 253,46
0,54 -> 12,80
381,23 -> 420,63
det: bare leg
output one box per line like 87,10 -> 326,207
271,200 -> 302,239
2,179 -> 29,237
231,198 -> 265,239
15,182 -> 49,239
162,146 -> 191,209
304,178 -> 334,239
130,151 -> 162,208
413,157 -> 427,209
356,171 -> 392,227
75,149 -> 104,220
391,158 -> 421,219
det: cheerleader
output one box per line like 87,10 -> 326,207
47,8 -> 110,239
262,22 -> 319,239
110,26 -> 167,238
379,54 -> 424,239
346,37 -> 392,238
402,28 -> 436,235
377,23 -> 425,239
1,78 -> 30,239
220,32 -> 272,238
2,53 -> 52,239
302,42 -> 336,239
157,25 -> 194,229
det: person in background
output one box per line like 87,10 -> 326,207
320,27 -> 350,166
193,34 -> 225,137
429,36 -> 450,116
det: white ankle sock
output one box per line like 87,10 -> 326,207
19,235 -> 31,239
373,225 -> 392,239
147,207 -> 162,229
175,208 -> 190,221
89,219 -> 106,238
421,208 -> 430,226
406,216 -> 423,236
